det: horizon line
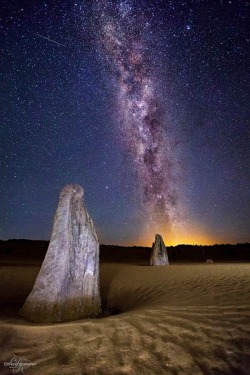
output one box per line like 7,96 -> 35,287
0,238 -> 249,247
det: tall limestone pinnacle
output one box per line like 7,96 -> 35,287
150,234 -> 169,266
20,184 -> 101,322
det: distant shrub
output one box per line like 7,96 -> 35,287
206,259 -> 213,264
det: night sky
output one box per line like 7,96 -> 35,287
1,0 -> 249,246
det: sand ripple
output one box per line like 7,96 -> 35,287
0,263 -> 250,374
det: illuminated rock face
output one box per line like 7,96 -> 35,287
20,184 -> 101,322
150,234 -> 169,266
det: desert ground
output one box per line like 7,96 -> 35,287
0,259 -> 250,375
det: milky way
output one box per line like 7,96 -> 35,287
95,1 -> 179,230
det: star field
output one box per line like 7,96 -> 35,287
0,0 -> 249,245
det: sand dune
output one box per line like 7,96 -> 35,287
0,263 -> 250,374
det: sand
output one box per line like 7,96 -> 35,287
0,262 -> 250,374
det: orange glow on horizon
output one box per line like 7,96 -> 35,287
132,234 -> 216,247
121,221 -> 218,247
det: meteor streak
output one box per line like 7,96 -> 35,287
35,33 -> 67,47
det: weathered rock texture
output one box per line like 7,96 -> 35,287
20,184 -> 101,322
150,234 -> 169,266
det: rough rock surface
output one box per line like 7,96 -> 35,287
20,184 -> 101,322
150,234 -> 169,266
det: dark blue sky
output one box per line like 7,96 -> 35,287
1,0 -> 249,245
